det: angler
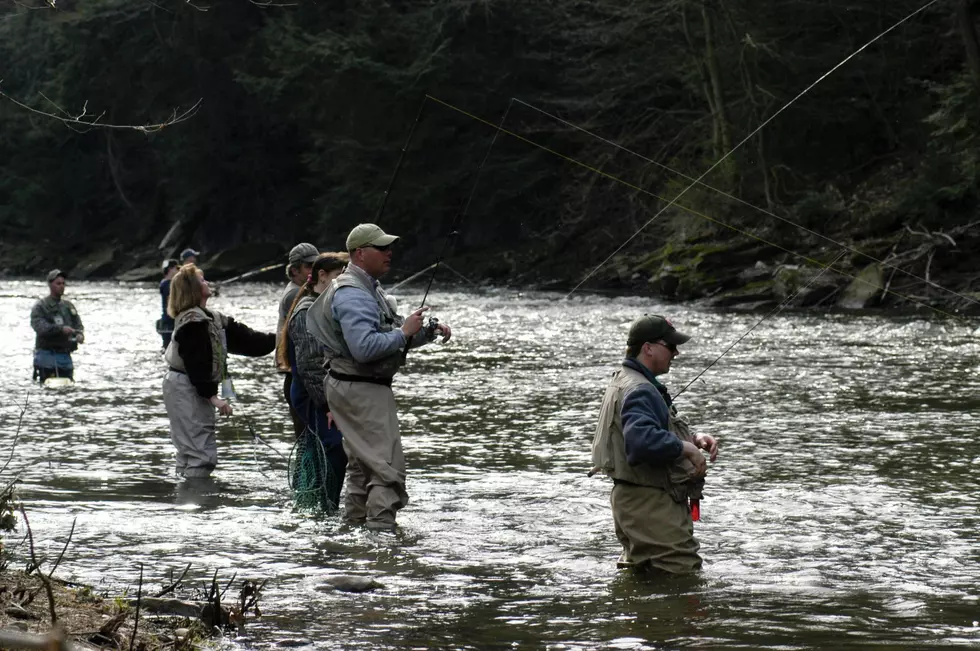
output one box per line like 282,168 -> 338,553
307,223 -> 452,531
591,315 -> 718,574
30,269 -> 84,384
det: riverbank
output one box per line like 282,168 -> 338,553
1,219 -> 977,317
0,568 -> 193,650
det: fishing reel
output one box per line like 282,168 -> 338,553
423,316 -> 440,341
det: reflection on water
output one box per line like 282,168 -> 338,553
1,280 -> 978,649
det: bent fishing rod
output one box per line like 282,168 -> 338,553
414,97 -> 514,311
396,98 -> 514,360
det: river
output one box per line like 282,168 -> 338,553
1,279 -> 978,649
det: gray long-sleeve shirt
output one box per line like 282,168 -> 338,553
331,286 -> 408,364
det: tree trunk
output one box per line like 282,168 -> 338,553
701,0 -> 736,187
957,0 -> 980,95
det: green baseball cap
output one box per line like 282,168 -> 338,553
627,314 -> 691,347
346,223 -> 399,251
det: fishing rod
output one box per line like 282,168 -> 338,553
414,96 -> 514,311
398,98 -> 514,361
673,251 -> 847,399
512,98 -> 980,311
217,261 -> 285,287
564,0 -> 944,299
376,95 -> 429,222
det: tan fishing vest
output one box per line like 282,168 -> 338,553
164,307 -> 229,383
308,265 -> 405,380
591,365 -> 704,503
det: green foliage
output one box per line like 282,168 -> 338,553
0,0 -> 975,272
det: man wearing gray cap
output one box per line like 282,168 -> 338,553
590,314 -> 718,574
308,223 -> 452,531
180,248 -> 200,265
278,242 -> 320,432
30,270 -> 85,383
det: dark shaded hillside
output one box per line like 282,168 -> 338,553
1,0 -> 978,312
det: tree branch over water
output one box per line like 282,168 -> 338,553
0,84 -> 202,133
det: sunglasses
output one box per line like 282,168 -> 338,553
363,244 -> 392,252
652,341 -> 678,354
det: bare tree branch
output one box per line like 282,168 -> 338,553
1,391 -> 30,476
18,505 -> 58,624
0,84 -> 202,133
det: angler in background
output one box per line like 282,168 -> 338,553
180,248 -> 200,266
308,223 -> 452,531
30,269 -> 84,383
157,259 -> 179,351
277,243 -> 320,435
590,315 -> 718,574
163,264 -> 275,479
277,252 -> 350,511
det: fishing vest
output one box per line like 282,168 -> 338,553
591,365 -> 704,503
307,265 -> 404,380
33,297 -> 80,353
164,307 -> 229,383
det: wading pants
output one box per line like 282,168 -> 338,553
163,370 -> 217,478
326,376 -> 407,529
611,482 -> 702,574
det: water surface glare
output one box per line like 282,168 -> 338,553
1,280 -> 978,649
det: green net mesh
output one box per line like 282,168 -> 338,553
288,428 -> 342,514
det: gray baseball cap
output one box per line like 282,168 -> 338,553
46,269 -> 66,283
288,242 -> 319,265
346,224 -> 399,251
180,248 -> 200,261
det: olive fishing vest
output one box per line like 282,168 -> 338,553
308,265 -> 405,380
33,297 -> 80,352
164,307 -> 229,383
591,365 -> 704,503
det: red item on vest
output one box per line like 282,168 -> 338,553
690,499 -> 700,522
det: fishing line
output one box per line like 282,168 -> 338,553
673,251 -> 848,399
415,96 -> 515,311
237,410 -> 287,482
426,95 -> 969,324
513,97 -> 979,309
565,0 -> 945,298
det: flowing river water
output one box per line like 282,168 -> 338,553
1,279 -> 978,649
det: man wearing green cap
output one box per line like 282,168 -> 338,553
30,270 -> 85,383
591,314 -> 718,573
307,223 -> 452,531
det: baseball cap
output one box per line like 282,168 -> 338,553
46,269 -> 66,283
627,314 -> 691,347
162,259 -> 179,273
180,248 -> 200,261
288,242 -> 320,265
346,224 -> 399,251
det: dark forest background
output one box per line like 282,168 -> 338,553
1,0 -> 978,305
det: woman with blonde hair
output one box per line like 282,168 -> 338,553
164,264 -> 275,478
277,252 -> 349,510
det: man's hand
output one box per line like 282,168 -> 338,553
695,433 -> 719,462
327,411 -> 335,429
62,326 -> 75,335
401,306 -> 430,337
435,323 -> 452,343
681,441 -> 707,478
75,333 -> 84,344
210,396 -> 233,416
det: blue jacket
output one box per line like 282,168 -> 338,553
620,358 -> 683,466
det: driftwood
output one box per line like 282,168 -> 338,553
0,628 -> 74,651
